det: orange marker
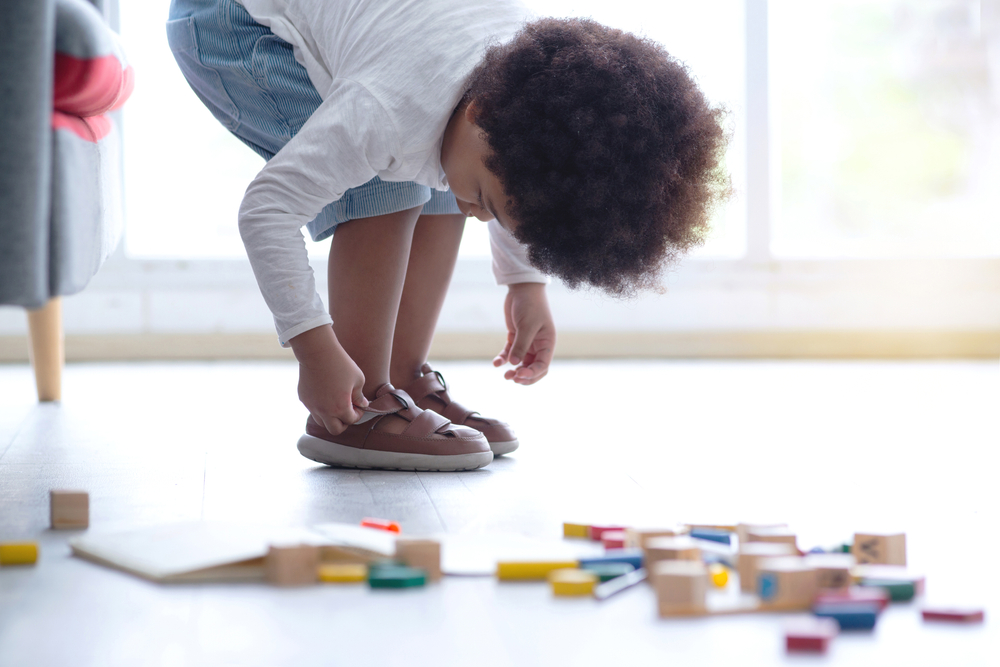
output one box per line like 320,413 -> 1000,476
361,517 -> 401,533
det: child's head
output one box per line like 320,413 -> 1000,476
464,18 -> 731,295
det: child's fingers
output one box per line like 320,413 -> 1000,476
352,386 -> 369,409
507,325 -> 540,367
494,331 -> 514,366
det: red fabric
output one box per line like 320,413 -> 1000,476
52,111 -> 112,142
54,53 -> 132,117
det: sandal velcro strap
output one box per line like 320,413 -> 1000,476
402,409 -> 455,438
403,372 -> 448,403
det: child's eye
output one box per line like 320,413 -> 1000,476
477,191 -> 485,209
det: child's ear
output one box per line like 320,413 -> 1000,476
464,100 -> 478,124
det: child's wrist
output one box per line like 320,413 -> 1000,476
288,324 -> 339,364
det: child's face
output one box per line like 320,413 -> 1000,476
441,101 -> 516,232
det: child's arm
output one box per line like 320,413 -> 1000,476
288,324 -> 369,434
492,283 -> 555,385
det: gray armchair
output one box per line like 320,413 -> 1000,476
0,0 -> 130,400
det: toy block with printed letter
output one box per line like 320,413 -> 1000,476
50,490 -> 89,529
852,532 -> 906,566
738,542 -> 796,592
757,557 -> 818,611
653,560 -> 709,617
265,544 -> 319,586
643,536 -> 701,567
394,538 -> 441,581
785,617 -> 839,653
806,553 -> 855,591
624,526 -> 688,549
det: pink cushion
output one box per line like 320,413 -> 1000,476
54,54 -> 134,117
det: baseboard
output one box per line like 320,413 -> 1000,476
0,330 -> 997,362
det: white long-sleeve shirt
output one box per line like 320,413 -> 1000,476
234,0 -> 548,345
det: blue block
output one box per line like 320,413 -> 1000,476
689,528 -> 732,545
579,549 -> 644,570
813,602 -> 879,630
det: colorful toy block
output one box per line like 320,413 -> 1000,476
563,522 -> 590,538
601,530 -> 626,550
813,602 -> 879,630
736,522 -> 786,545
690,527 -> 732,545
594,567 -> 648,601
50,490 -> 88,530
497,560 -> 579,581
652,560 -> 708,617
746,527 -> 798,551
581,561 -> 635,582
579,549 -> 643,570
0,542 -> 38,566
851,564 -> 924,594
921,607 -> 984,623
624,526 -> 688,549
643,536 -> 701,567
318,563 -> 368,583
361,517 -> 401,533
548,568 -> 598,596
265,544 -> 320,586
814,586 -> 889,612
757,557 -> 818,611
852,532 -> 906,566
589,525 -> 628,541
805,553 -> 855,591
737,542 -> 796,592
708,563 -> 729,588
368,565 -> 426,589
785,617 -> 839,653
394,538 -> 441,581
858,578 -> 915,602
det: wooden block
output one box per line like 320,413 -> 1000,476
689,527 -> 733,545
757,557 -> 818,611
579,549 -> 643,570
318,563 -> 368,583
563,522 -> 590,538
850,564 -> 923,592
589,525 -> 628,541
852,532 -> 906,566
785,617 -> 839,653
643,536 -> 701,567
652,560 -> 708,617
736,522 -> 786,545
581,561 -> 635,582
737,542 -> 796,592
368,565 -> 426,588
746,527 -> 797,550
805,553 -> 855,591
548,568 -> 598,596
497,560 -> 579,581
50,490 -> 88,530
815,586 -> 889,612
601,530 -> 626,550
0,542 -> 39,566
394,538 -> 441,581
265,544 -> 319,586
624,526 -> 688,549
594,567 -> 648,601
921,607 -> 984,623
813,602 -> 879,630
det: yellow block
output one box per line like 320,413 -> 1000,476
708,563 -> 729,588
0,542 -> 38,566
549,568 -> 598,596
318,563 -> 368,583
563,522 -> 590,538
497,560 -> 579,580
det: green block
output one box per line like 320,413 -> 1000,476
581,562 -> 635,582
840,544 -> 852,553
368,565 -> 427,589
860,578 -> 915,602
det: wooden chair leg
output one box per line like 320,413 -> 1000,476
26,297 -> 64,402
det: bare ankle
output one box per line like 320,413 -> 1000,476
389,363 -> 426,388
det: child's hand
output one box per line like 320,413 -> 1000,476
289,325 -> 369,435
493,282 -> 556,385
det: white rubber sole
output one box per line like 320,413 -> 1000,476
297,434 -> 494,472
490,439 -> 519,457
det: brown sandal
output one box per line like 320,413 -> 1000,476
401,364 -> 519,457
297,383 -> 493,471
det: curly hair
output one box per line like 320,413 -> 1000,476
465,18 -> 731,295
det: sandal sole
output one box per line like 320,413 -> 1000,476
490,440 -> 519,457
296,434 -> 494,472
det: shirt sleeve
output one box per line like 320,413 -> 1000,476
488,218 -> 549,285
237,82 -> 399,346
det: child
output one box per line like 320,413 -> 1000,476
167,0 -> 729,471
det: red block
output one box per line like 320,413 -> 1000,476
360,517 -> 401,533
785,617 -> 838,653
589,525 -> 628,541
922,608 -> 984,623
815,586 -> 890,612
601,530 -> 626,550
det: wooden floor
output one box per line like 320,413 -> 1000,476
0,359 -> 996,666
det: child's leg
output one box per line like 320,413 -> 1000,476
327,206 -> 425,400
388,213 -> 467,388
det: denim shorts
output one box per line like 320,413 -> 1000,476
166,0 -> 461,242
